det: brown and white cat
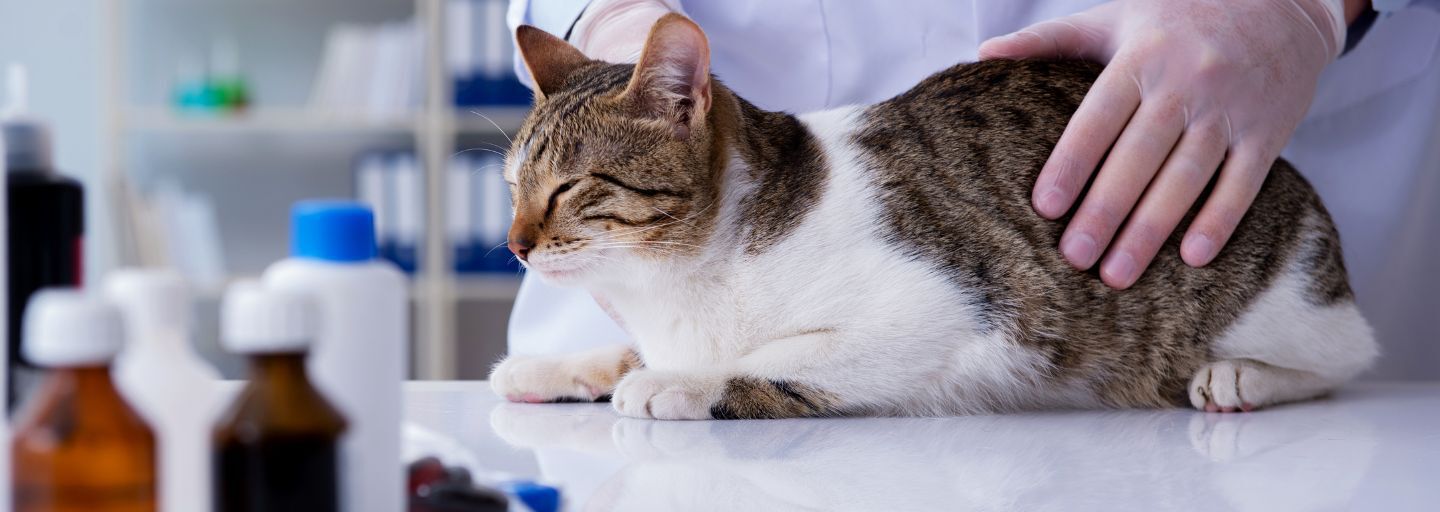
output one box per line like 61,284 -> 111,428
488,14 -> 1377,419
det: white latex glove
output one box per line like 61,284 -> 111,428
570,0 -> 681,63
979,0 -> 1351,289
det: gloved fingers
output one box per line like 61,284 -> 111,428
1100,121 -> 1229,289
1181,144 -> 1272,268
1058,93 -> 1185,272
1032,65 -> 1143,221
978,13 -> 1112,61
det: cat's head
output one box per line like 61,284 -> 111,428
503,14 -> 724,286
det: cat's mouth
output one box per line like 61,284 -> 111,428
525,257 -> 597,285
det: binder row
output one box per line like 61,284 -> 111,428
310,0 -> 528,117
448,0 -> 531,106
354,151 -> 520,274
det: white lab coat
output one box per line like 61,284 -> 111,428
505,0 -> 1440,380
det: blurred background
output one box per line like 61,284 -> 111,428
0,0 -> 525,379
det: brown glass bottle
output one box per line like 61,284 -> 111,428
11,365 -> 158,512
213,352 -> 347,512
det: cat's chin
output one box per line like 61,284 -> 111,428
529,264 -> 596,287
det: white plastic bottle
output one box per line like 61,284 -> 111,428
104,268 -> 223,512
263,200 -> 407,512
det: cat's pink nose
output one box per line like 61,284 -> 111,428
508,237 -> 534,261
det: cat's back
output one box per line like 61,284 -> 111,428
844,59 -> 1360,407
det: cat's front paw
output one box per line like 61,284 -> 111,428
490,355 -> 604,403
613,370 -> 723,420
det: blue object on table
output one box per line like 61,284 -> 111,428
501,481 -> 560,512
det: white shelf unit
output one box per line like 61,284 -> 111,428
123,106 -> 529,137
125,107 -> 422,133
100,0 -> 527,380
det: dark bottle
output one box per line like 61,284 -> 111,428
11,289 -> 157,512
5,66 -> 85,413
214,283 -> 346,512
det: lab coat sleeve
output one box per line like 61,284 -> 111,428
1375,0 -> 1440,11
1349,1 -> 1440,54
507,0 -> 592,88
1414,0 -> 1440,11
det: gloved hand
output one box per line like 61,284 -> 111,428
569,0 -> 681,63
979,0 -> 1351,289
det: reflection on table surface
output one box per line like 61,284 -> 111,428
403,382 -> 1440,511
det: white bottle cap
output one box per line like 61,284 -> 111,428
104,268 -> 192,344
22,288 -> 125,367
222,280 -> 318,354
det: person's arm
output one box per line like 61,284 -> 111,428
980,0 -> 1364,290
1373,0 -> 1440,12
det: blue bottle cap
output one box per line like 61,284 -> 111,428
290,200 -> 377,262
503,481 -> 561,512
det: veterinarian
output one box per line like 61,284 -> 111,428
504,0 -> 1440,380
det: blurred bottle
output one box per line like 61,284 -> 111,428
1,104 -> 11,509
10,289 -> 157,512
171,56 -> 220,115
208,39 -> 250,114
171,39 -> 250,116
214,282 -> 345,512
263,200 -> 406,511
105,269 -> 223,512
4,63 -> 84,413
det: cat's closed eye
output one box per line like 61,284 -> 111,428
547,180 -> 578,215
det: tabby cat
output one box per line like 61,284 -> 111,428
488,14 -> 1377,419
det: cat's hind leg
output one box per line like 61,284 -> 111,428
1194,270 -> 1378,412
490,344 -> 642,403
1188,359 -> 1337,412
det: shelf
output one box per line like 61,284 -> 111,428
124,106 -> 530,135
126,107 -> 420,133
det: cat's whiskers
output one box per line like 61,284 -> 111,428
469,164 -> 505,176
482,240 -> 511,258
468,109 -> 514,144
648,206 -> 693,226
532,248 -> 636,274
468,140 -> 512,156
589,240 -> 704,250
579,239 -> 691,255
453,147 -> 508,159
595,200 -> 716,239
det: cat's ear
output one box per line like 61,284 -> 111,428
623,13 -> 711,140
515,25 -> 591,100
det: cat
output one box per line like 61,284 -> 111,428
488,14 -> 1378,420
